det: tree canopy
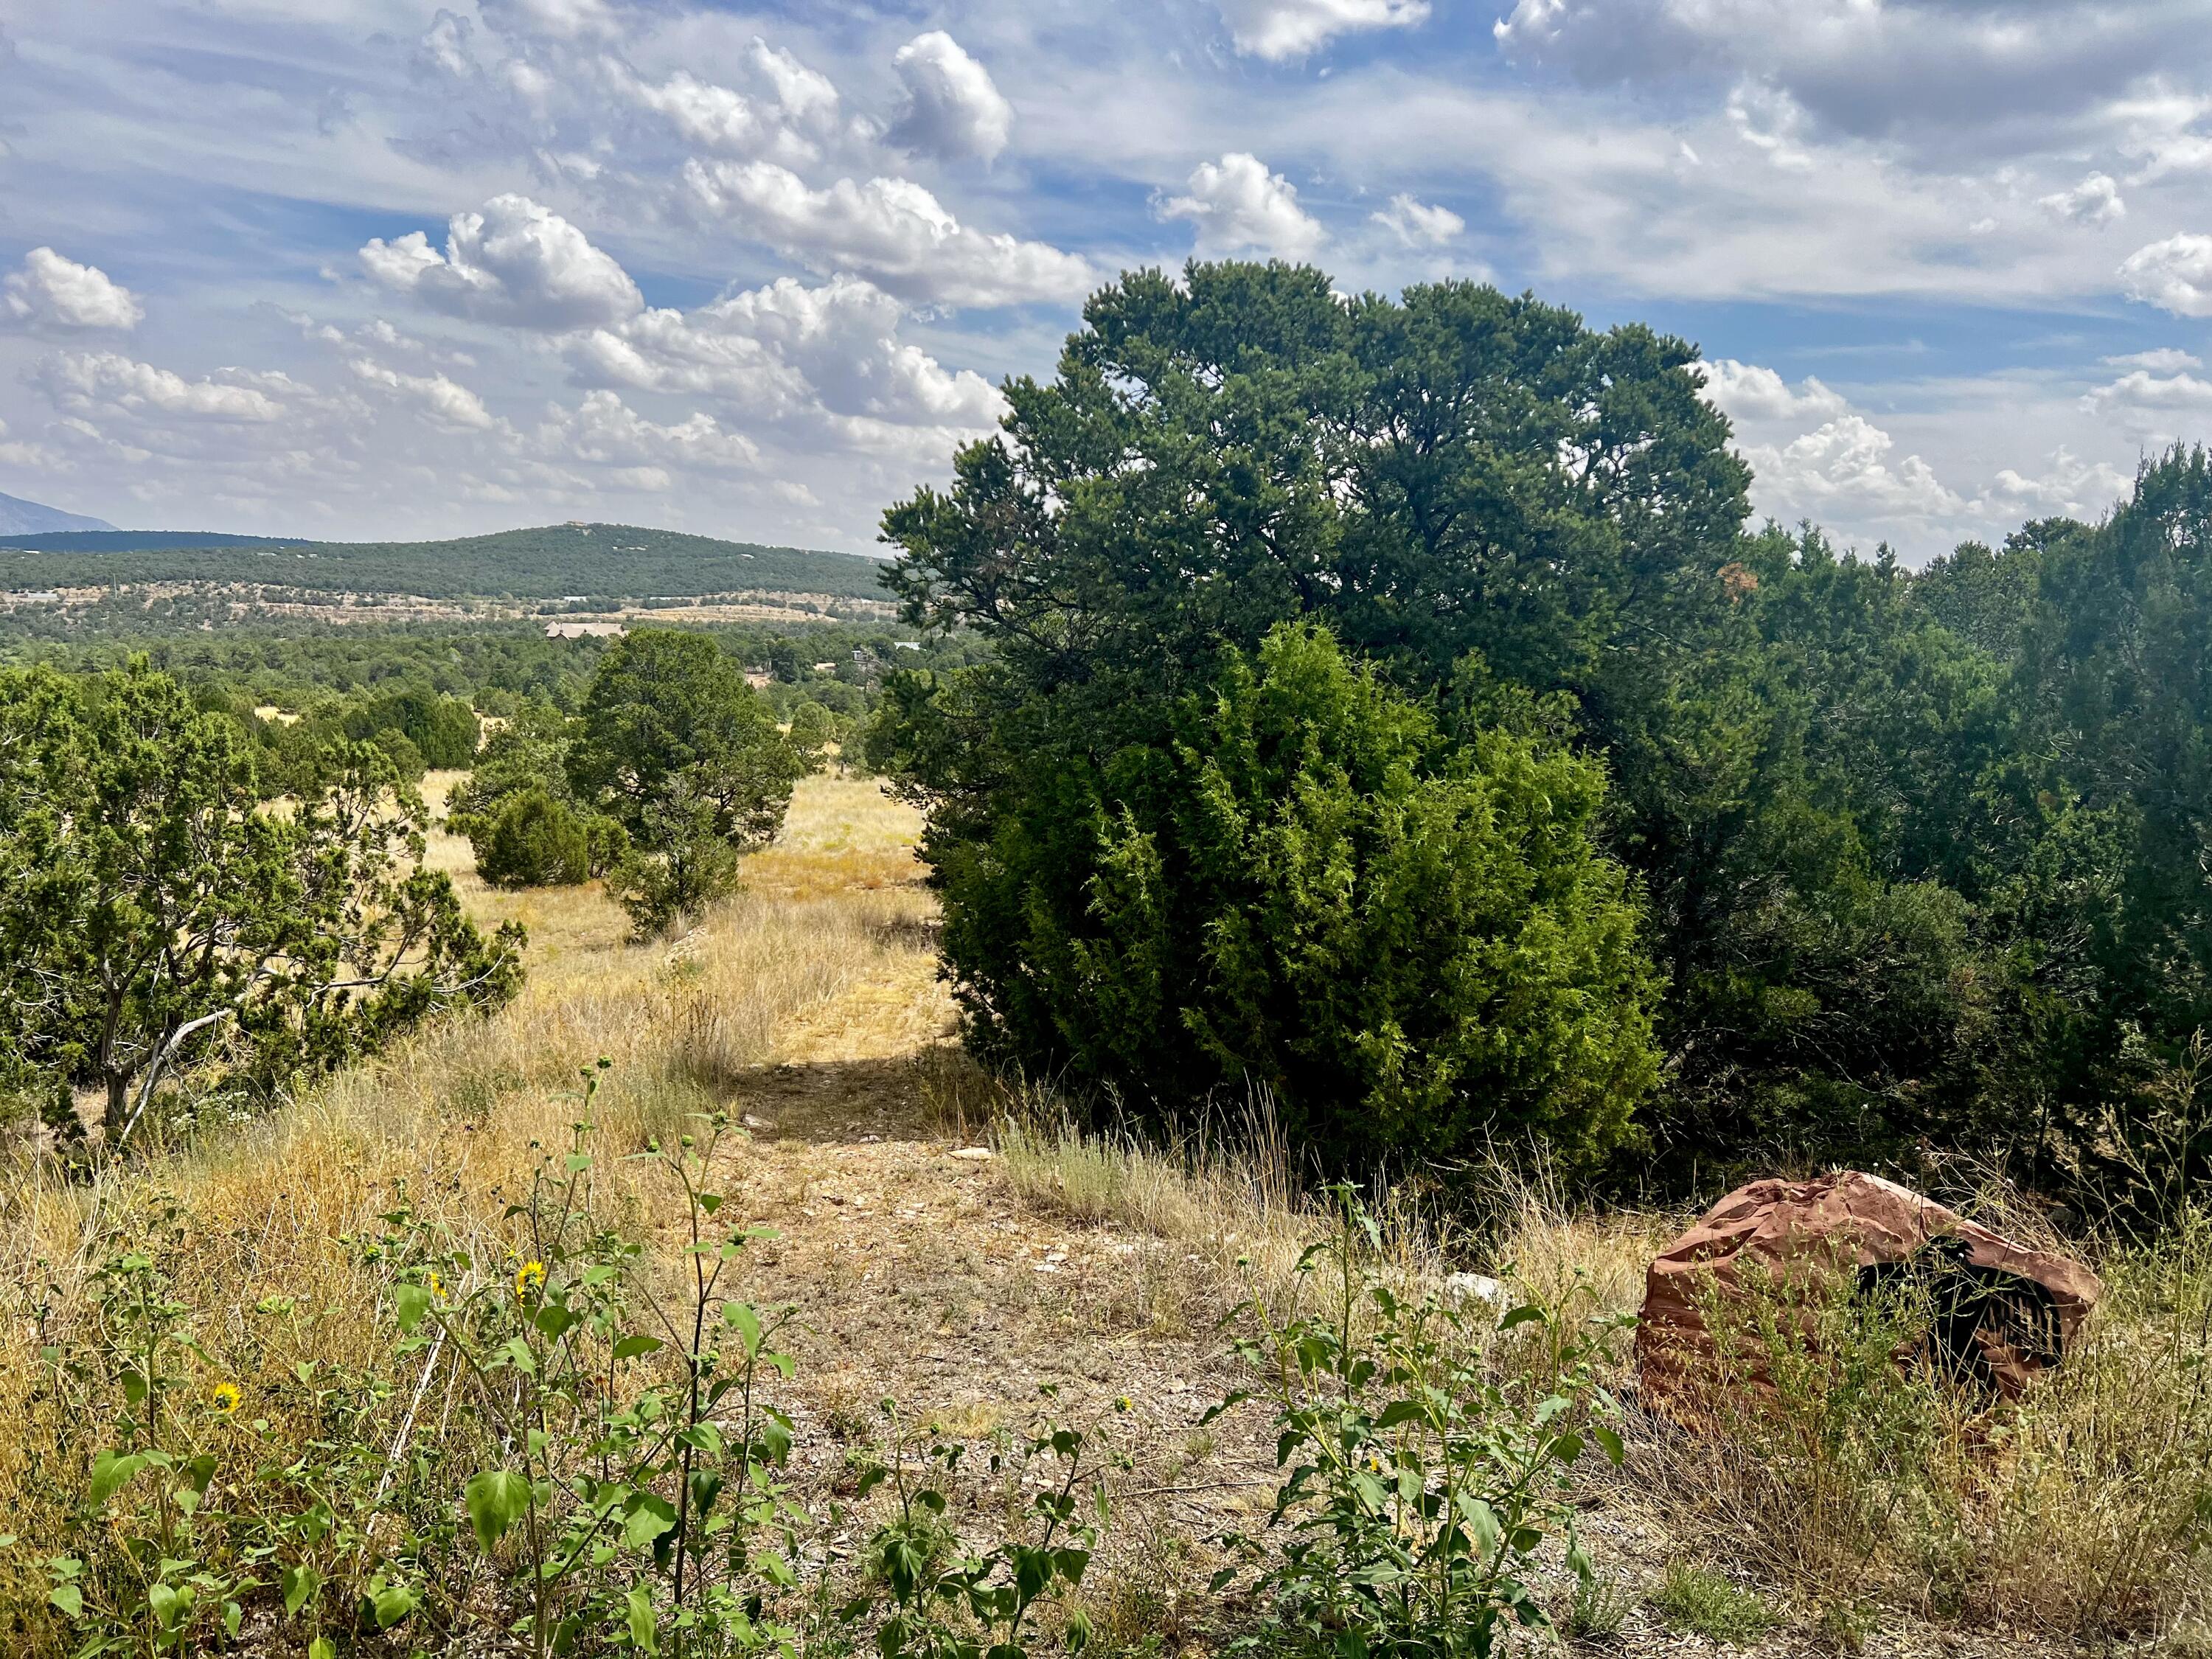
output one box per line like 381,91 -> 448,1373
874,260 -> 2212,1207
0,661 -> 522,1145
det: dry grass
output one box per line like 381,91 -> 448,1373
0,774 -> 928,1647
8,770 -> 2210,1656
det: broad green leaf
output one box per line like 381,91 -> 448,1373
392,1283 -> 431,1334
624,1492 -> 678,1550
625,1585 -> 658,1653
48,1584 -> 83,1619
611,1335 -> 664,1361
721,1301 -> 762,1355
465,1469 -> 532,1555
372,1582 -> 417,1628
282,1564 -> 320,1616
88,1451 -> 146,1506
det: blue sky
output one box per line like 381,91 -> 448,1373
1,0 -> 2210,560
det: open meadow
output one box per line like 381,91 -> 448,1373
6,775 -> 2211,1656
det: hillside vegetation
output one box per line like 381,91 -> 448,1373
874,262 -> 2212,1218
6,261 -> 2212,1658
0,522 -> 888,605
4,779 -> 2209,1658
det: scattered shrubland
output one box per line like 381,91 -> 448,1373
873,260 -> 2212,1218
6,257 -> 2212,1655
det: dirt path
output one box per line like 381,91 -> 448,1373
623,780 -> 2074,1659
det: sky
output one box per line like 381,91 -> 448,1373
2,1 -> 2211,561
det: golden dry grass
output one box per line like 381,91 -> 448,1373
5,771 -> 2208,1657
0,774 -> 932,1644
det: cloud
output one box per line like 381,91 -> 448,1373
2104,347 -> 2202,372
3,248 -> 145,331
1975,448 -> 2134,518
1489,0 -> 2196,165
680,161 -> 1091,306
478,0 -> 621,42
40,352 -> 285,422
2119,234 -> 2212,317
361,195 -> 643,330
2039,173 -> 2125,226
616,40 -> 852,164
1217,0 -> 1430,61
566,274 -> 1004,432
346,358 -> 499,431
1699,359 -> 1848,422
538,389 -> 759,472
2084,366 -> 2212,413
1740,414 -> 1964,526
887,32 -> 1013,163
1371,193 -> 1464,246
1158,153 -> 1326,260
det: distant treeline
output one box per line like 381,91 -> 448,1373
7,617 -> 978,708
0,530 -> 307,552
0,521 -> 889,605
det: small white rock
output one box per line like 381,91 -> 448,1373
1444,1272 -> 1510,1308
949,1147 -> 994,1161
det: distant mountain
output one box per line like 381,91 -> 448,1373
0,493 -> 116,536
0,521 -> 892,605
0,529 -> 305,553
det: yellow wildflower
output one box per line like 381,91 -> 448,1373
428,1271 -> 446,1301
210,1382 -> 241,1416
515,1261 -> 546,1298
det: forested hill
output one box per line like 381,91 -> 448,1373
0,530 -> 306,552
0,522 -> 889,603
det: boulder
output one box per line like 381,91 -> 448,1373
1636,1170 -> 2101,1405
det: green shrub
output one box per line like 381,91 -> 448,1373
476,788 -> 591,888
1206,1191 -> 1628,1656
370,725 -> 425,783
607,789 -> 745,938
1652,1562 -> 1778,1644
926,622 -> 1663,1172
786,700 -> 836,766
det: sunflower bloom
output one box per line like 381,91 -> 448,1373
210,1382 -> 241,1415
515,1261 -> 546,1298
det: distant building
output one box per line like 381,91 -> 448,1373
545,619 -> 625,639
891,640 -> 922,651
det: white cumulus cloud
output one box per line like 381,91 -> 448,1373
2119,234 -> 2212,317
1741,414 -> 1963,525
346,358 -> 499,431
2039,173 -> 2125,226
1699,359 -> 1849,422
538,390 -> 759,472
616,40 -> 852,164
40,352 -> 284,421
3,248 -> 145,331
681,161 -> 1090,307
1158,153 -> 1326,260
1372,194 -> 1464,246
566,274 -> 1004,432
1217,0 -> 1430,60
1975,448 -> 2134,519
887,32 -> 1013,163
361,195 -> 643,330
